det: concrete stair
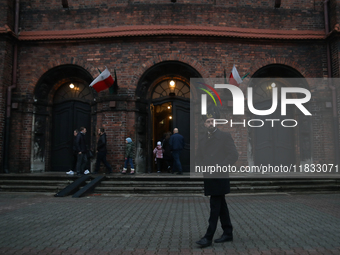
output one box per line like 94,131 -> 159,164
0,173 -> 339,195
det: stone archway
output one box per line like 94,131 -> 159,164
32,65 -> 95,172
135,61 -> 202,173
248,64 -> 312,167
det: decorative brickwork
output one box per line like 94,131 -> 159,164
0,0 -> 340,172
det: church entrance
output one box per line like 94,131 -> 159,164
136,61 -> 201,173
151,79 -> 190,172
51,82 -> 93,172
32,64 -> 95,172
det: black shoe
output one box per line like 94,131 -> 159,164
176,172 -> 183,175
214,235 -> 233,243
196,237 -> 212,248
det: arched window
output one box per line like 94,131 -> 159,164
152,79 -> 190,99
53,81 -> 93,103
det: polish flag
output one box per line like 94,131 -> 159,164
89,68 -> 114,92
229,65 -> 243,87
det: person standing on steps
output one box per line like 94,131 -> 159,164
169,128 -> 185,175
75,127 -> 89,175
153,141 -> 164,173
162,132 -> 173,173
66,129 -> 79,175
122,137 -> 135,175
93,128 -> 112,174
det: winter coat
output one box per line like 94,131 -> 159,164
153,145 -> 164,158
75,132 -> 87,153
196,129 -> 238,196
169,133 -> 185,151
125,141 -> 135,158
162,138 -> 172,160
97,133 -> 107,152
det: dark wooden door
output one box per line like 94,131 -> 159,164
172,100 -> 190,171
254,101 -> 295,167
51,101 -> 91,171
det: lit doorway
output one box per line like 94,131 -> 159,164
135,61 -> 201,173
151,79 -> 190,172
153,102 -> 173,144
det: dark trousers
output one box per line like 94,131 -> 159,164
95,151 -> 112,173
124,157 -> 134,169
164,158 -> 173,172
76,153 -> 88,174
72,152 -> 77,170
156,158 -> 162,172
204,195 -> 233,240
172,150 -> 182,173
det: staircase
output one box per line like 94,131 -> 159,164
0,173 -> 339,195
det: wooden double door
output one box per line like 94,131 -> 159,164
51,101 -> 91,171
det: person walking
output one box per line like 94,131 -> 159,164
122,137 -> 135,175
195,105 -> 239,248
93,128 -> 112,174
162,132 -> 173,173
66,129 -> 79,175
169,128 -> 185,175
153,141 -> 164,173
75,127 -> 89,175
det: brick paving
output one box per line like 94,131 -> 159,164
0,192 -> 339,255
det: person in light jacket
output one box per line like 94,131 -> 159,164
153,141 -> 164,173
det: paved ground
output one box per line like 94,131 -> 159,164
0,192 -> 339,255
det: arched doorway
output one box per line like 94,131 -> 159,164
136,61 -> 201,173
249,64 -> 312,167
151,79 -> 190,172
51,82 -> 93,171
32,65 -> 95,172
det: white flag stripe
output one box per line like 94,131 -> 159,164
231,65 -> 242,84
89,68 -> 111,87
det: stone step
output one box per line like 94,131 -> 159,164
0,173 -> 339,194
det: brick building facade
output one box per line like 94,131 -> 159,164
0,0 -> 339,173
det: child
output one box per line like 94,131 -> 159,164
153,141 -> 164,173
122,137 -> 135,174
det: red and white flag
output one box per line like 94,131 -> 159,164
89,68 -> 114,92
229,65 -> 242,87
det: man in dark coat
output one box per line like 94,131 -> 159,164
75,126 -> 88,175
169,128 -> 185,175
195,105 -> 239,248
93,128 -> 112,174
66,129 -> 79,175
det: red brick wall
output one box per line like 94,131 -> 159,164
9,35 -> 330,171
95,100 -> 135,171
1,0 -> 339,172
0,0 -> 14,29
19,1 -> 324,31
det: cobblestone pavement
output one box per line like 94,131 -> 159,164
0,192 -> 339,255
